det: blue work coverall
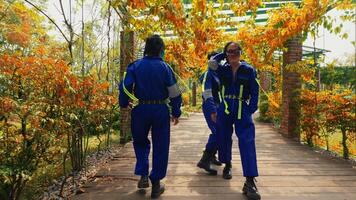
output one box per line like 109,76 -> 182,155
209,53 -> 259,177
199,70 -> 221,153
119,56 -> 182,182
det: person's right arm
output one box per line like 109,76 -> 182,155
208,52 -> 225,74
207,53 -> 225,122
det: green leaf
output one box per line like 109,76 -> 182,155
273,21 -> 284,29
351,41 -> 356,47
341,33 -> 348,39
334,26 -> 341,34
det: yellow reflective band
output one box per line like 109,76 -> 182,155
222,86 -> 230,114
202,71 -> 208,92
238,84 -> 243,120
218,91 -> 222,103
123,72 -> 138,102
255,78 -> 279,108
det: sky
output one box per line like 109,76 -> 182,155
40,1 -> 355,65
303,9 -> 355,65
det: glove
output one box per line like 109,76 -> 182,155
208,59 -> 218,70
208,52 -> 226,70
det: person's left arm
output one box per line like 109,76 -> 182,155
202,71 -> 218,116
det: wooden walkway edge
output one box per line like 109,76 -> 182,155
74,113 -> 356,200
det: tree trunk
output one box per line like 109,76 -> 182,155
192,81 -> 196,106
119,30 -> 135,144
259,71 -> 271,92
341,128 -> 349,159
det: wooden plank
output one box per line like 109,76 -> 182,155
74,113 -> 356,200
75,184 -> 356,200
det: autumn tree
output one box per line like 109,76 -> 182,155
0,1 -> 117,199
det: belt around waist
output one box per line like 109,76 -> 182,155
139,99 -> 168,104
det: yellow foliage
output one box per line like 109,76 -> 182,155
265,91 -> 282,121
116,0 -> 353,81
182,92 -> 190,106
0,0 -> 45,47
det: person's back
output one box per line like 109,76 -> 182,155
119,34 -> 182,199
129,57 -> 172,101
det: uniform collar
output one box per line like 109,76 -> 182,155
225,61 -> 246,69
144,56 -> 163,60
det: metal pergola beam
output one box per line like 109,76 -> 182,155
162,1 -> 303,36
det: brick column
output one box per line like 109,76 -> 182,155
119,31 -> 135,144
280,36 -> 302,139
259,71 -> 271,92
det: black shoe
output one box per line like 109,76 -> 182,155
211,153 -> 222,166
222,163 -> 232,179
242,177 -> 261,200
197,150 -> 217,175
151,181 -> 165,199
137,176 -> 149,189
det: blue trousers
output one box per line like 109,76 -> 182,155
131,104 -> 170,182
202,102 -> 218,152
217,101 -> 258,177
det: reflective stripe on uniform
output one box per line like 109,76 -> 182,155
202,71 -> 208,92
202,89 -> 213,100
238,84 -> 244,120
222,86 -> 230,114
167,83 -> 181,98
123,72 -> 138,102
218,91 -> 222,103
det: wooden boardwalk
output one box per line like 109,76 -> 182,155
74,113 -> 356,200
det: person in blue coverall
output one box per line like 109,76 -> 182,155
119,34 -> 182,199
197,52 -> 223,175
208,42 -> 261,200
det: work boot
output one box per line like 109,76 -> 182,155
151,180 -> 165,199
137,176 -> 149,189
211,151 -> 222,166
197,150 -> 218,175
242,177 -> 261,200
222,162 -> 232,179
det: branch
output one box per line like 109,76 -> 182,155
23,0 -> 70,43
59,0 -> 70,28
109,0 -> 126,23
87,54 -> 106,70
112,5 -> 124,22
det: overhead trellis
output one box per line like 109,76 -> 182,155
180,0 -> 303,33
113,0 -> 354,75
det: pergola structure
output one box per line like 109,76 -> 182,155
120,0 -> 332,143
273,45 -> 331,59
183,0 -> 302,31
163,0 -> 302,37
164,0 -> 330,58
